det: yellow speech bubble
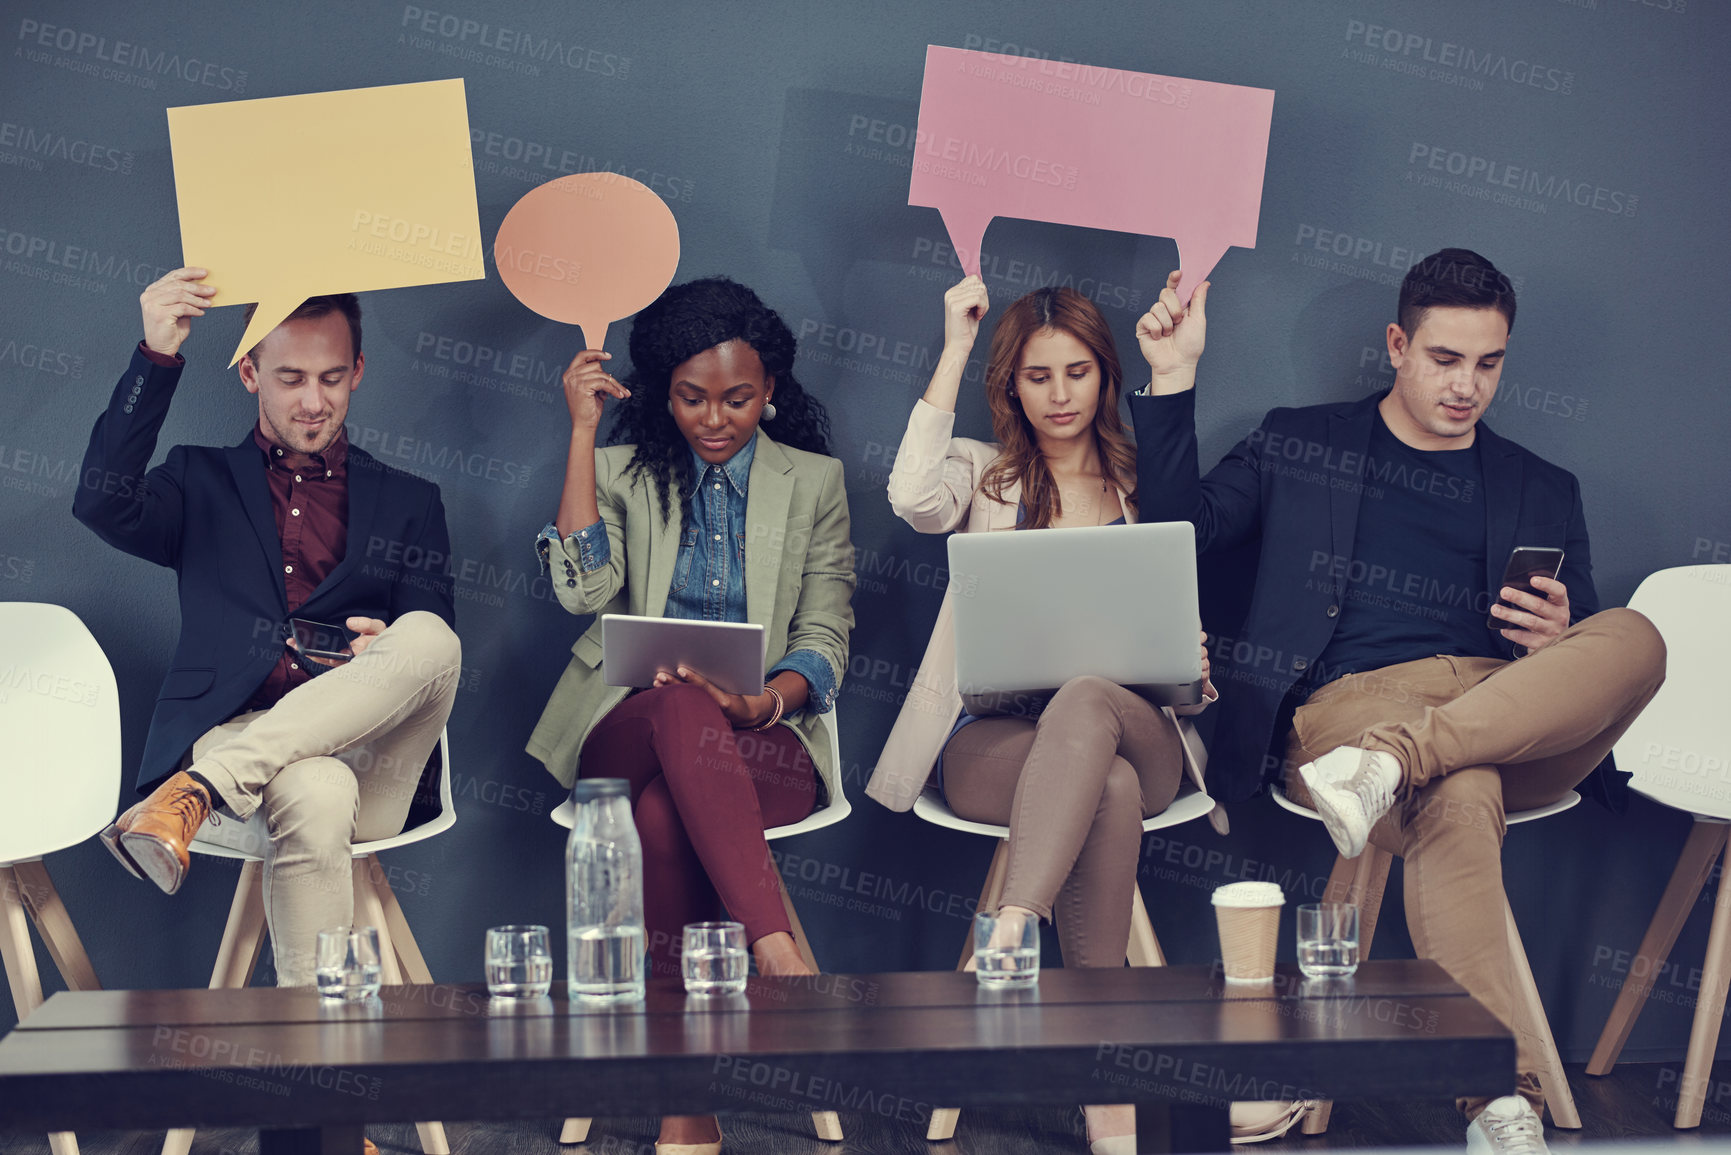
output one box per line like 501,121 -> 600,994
167,79 -> 485,366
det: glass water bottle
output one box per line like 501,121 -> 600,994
565,778 -> 646,1002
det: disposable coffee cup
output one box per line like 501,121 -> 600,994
1211,881 -> 1285,982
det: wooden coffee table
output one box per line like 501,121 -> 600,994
0,961 -> 1512,1154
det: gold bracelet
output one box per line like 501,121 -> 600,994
748,685 -> 785,731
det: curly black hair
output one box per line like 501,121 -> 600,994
608,277 -> 833,524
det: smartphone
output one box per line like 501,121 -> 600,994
289,617 -> 357,663
1486,547 -> 1565,629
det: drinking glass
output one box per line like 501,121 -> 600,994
682,921 -> 749,996
315,925 -> 382,1001
973,909 -> 1039,989
1296,902 -> 1361,978
486,925 -> 554,998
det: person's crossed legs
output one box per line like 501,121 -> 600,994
104,611 -> 461,986
1285,607 -> 1666,1119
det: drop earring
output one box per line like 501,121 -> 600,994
762,401 -> 778,421
666,400 -> 674,415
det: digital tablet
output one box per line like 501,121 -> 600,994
601,614 -> 765,696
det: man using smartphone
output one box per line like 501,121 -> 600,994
1132,249 -> 1665,1152
75,268 -> 460,988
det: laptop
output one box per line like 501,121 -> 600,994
947,521 -> 1204,714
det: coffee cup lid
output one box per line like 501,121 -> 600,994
1211,881 -> 1286,908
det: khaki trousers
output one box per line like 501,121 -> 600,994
188,611 -> 462,987
943,676 -> 1184,968
1283,608 -> 1666,1115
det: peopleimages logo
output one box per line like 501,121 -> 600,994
1406,144 -> 1638,218
399,6 -> 629,78
345,424 -> 533,489
1341,18 -> 1573,96
0,121 -> 134,175
16,18 -> 248,91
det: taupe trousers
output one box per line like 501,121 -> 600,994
187,612 -> 462,987
1283,607 -> 1666,1115
943,676 -> 1185,967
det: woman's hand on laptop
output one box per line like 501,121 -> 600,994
653,665 -> 774,728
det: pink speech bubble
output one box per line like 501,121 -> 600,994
908,47 -> 1274,303
494,173 -> 680,351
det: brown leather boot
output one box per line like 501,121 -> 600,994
99,771 -> 213,895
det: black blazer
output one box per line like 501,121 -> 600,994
74,347 -> 456,794
1132,388 -> 1605,805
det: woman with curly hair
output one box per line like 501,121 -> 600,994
867,271 -> 1220,1155
528,276 -> 854,1152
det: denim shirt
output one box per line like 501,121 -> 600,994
537,435 -> 838,712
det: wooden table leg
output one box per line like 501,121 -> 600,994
258,1124 -> 363,1155
1135,1100 -> 1230,1153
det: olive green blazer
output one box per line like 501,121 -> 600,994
527,430 -> 856,804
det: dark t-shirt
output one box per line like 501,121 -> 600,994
1313,413 -> 1502,680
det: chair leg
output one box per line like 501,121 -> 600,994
932,841 -> 1013,1140
351,859 -> 450,1155
1503,899 -> 1580,1129
775,870 -> 821,974
13,861 -> 100,991
926,1108 -> 961,1142
0,864 -> 45,1018
365,860 -> 433,983
1126,885 -> 1165,967
210,861 -> 267,988
768,863 -> 844,1141
164,861 -> 269,1155
4,865 -> 79,1155
354,857 -> 402,985
959,840 -> 1011,973
1588,818 -> 1728,1076
1675,840 -> 1731,1129
1303,847 -> 1394,1136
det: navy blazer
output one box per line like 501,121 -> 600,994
74,347 -> 456,794
1132,388 -> 1608,805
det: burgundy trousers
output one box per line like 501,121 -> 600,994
578,684 -> 817,978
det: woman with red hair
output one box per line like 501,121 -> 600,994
867,271 -> 1222,1154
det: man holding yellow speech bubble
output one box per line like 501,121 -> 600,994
73,267 -> 462,989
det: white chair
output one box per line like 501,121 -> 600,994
0,603 -> 119,1155
1271,783 -> 1583,1132
1586,565 -> 1731,1128
554,708 -> 850,1145
161,730 -> 457,1155
910,712 -> 1222,1143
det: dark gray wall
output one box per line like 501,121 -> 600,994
3,0 -> 1728,1088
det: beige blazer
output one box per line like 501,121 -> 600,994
864,399 -> 1225,833
527,430 -> 856,804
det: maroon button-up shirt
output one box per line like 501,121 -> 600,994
245,424 -> 350,709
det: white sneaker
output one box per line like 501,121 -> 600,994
1298,746 -> 1401,858
1466,1095 -> 1548,1155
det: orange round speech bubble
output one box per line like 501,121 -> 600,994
493,173 -> 680,351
